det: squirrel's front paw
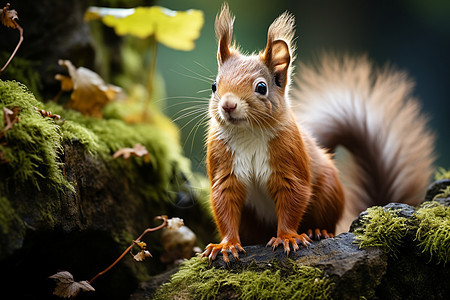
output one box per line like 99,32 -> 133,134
306,228 -> 335,240
201,241 -> 246,264
266,233 -> 312,256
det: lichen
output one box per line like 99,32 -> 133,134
153,257 -> 334,300
434,167 -> 450,181
414,201 -> 450,264
353,206 -> 409,257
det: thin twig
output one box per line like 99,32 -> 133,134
0,17 -> 23,76
88,216 -> 168,284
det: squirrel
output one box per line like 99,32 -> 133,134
202,4 -> 435,263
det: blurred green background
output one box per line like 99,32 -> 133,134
153,0 -> 450,174
1,0 -> 449,174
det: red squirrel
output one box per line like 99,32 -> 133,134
202,4 -> 435,263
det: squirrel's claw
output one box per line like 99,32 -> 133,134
202,242 -> 245,264
307,228 -> 335,240
266,233 -> 312,255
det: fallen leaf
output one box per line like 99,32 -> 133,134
49,271 -> 95,298
56,60 -> 121,118
85,6 -> 204,51
133,250 -> 152,262
54,74 -> 74,92
1,106 -> 20,135
113,143 -> 150,162
0,3 -> 18,29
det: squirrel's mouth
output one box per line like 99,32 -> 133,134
222,114 -> 246,125
219,110 -> 246,125
228,117 -> 245,125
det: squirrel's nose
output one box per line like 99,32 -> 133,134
222,102 -> 237,113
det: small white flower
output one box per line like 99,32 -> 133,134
167,217 -> 184,230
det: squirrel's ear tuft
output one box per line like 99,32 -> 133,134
215,3 -> 235,66
262,12 -> 296,90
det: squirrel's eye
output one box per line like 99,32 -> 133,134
212,81 -> 217,93
255,82 -> 267,95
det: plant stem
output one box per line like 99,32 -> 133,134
88,215 -> 168,284
0,18 -> 23,76
143,36 -> 158,121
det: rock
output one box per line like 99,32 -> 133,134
424,179 -> 450,203
133,233 -> 387,299
0,141 -> 211,299
129,267 -> 179,300
139,195 -> 450,300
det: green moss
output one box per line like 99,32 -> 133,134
354,206 -> 409,257
414,201 -> 450,264
434,167 -> 450,181
0,80 -> 70,191
154,257 -> 334,300
43,100 -> 193,201
0,79 -> 201,203
432,186 -> 450,200
354,202 -> 450,264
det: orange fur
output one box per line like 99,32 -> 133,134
207,129 -> 245,242
267,115 -> 312,238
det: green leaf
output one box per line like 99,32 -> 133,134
86,6 -> 204,51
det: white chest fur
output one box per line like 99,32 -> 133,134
216,125 -> 278,223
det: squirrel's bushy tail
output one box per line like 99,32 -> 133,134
292,55 -> 435,233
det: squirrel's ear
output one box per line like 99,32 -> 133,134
262,12 -> 295,90
263,39 -> 291,89
215,3 -> 235,66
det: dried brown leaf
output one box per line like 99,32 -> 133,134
1,106 -> 20,134
49,271 -> 95,298
133,250 -> 152,262
56,60 -> 121,117
113,143 -> 150,162
1,3 -> 18,29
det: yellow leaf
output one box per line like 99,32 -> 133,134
56,60 -> 121,118
153,7 -> 204,51
85,6 -> 204,51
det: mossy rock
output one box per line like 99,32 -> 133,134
133,233 -> 387,299
152,257 -> 335,300
351,200 -> 450,299
138,196 -> 450,300
0,80 -> 213,299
